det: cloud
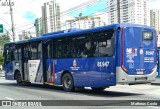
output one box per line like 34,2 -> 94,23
23,12 -> 36,21
149,0 -> 160,9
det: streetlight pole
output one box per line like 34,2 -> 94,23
9,0 -> 15,41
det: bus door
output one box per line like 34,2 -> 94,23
21,45 -> 29,81
29,42 -> 42,83
43,40 -> 54,83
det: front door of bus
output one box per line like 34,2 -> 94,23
21,46 -> 29,81
43,40 -> 54,83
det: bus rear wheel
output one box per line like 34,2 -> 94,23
91,87 -> 106,92
62,73 -> 75,92
16,73 -> 22,85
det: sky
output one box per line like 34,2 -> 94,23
0,0 -> 160,40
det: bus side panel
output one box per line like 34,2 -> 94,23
46,59 -> 53,82
4,61 -> 14,80
87,57 -> 116,87
53,58 -> 92,86
28,60 -> 43,83
53,57 -> 116,87
157,48 -> 160,77
13,61 -> 22,79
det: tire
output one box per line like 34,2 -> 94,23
91,87 -> 106,92
16,73 -> 22,85
62,73 -> 75,92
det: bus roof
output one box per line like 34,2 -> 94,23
5,23 -> 156,44
27,24 -> 119,43
42,28 -> 82,36
4,42 -> 15,45
28,23 -> 155,43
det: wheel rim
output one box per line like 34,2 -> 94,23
64,77 -> 71,89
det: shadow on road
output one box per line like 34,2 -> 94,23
0,82 -> 143,97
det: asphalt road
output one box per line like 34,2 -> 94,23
0,77 -> 160,109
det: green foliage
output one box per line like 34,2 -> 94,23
0,34 -> 10,65
0,34 -> 10,50
25,36 -> 34,39
0,53 -> 4,65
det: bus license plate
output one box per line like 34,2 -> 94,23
135,77 -> 147,81
137,71 -> 143,74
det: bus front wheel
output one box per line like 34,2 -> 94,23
16,73 -> 22,85
62,73 -> 75,92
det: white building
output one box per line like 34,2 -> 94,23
34,17 -> 43,37
144,0 -> 150,26
65,16 -> 106,30
150,9 -> 159,32
42,0 -> 61,34
107,0 -> 150,25
19,30 -> 36,40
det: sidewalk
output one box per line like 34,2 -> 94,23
0,71 -> 4,77
151,77 -> 160,85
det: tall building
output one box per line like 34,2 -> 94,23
65,16 -> 106,30
42,0 -> 61,34
150,9 -> 159,32
107,0 -> 150,25
34,17 -> 43,37
144,0 -> 150,26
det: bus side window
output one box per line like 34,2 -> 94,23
14,48 -> 19,61
75,36 -> 86,58
30,43 -> 40,60
55,38 -> 69,58
93,30 -> 114,57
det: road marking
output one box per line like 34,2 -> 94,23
5,97 -> 14,100
148,106 -> 160,109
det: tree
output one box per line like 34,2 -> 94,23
0,54 -> 4,67
0,34 -> 10,50
0,34 -> 10,67
25,36 -> 34,39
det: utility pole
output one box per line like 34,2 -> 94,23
9,0 -> 15,41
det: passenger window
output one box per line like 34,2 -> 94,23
54,38 -> 69,58
30,43 -> 41,60
53,30 -> 114,58
93,31 -> 114,57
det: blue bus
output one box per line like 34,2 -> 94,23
3,24 -> 158,92
157,47 -> 160,77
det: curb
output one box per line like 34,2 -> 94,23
151,83 -> 160,85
